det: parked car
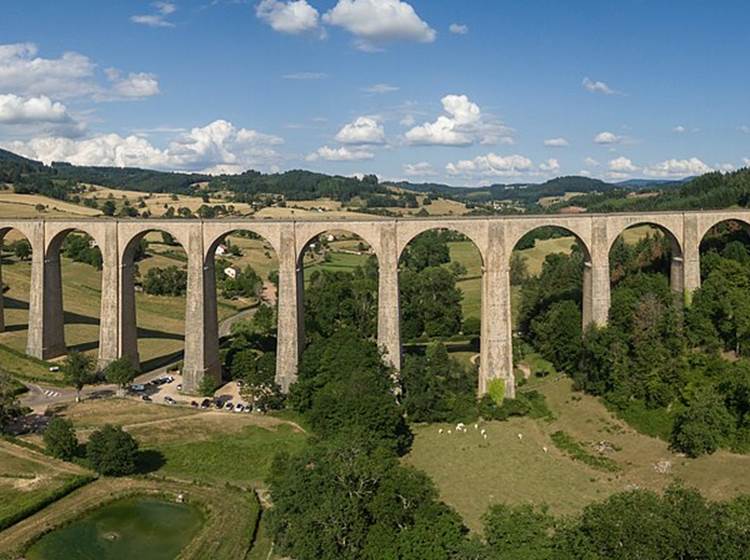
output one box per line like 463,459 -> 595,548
130,383 -> 146,392
141,395 -> 152,402
224,401 -> 234,410
200,399 -> 211,409
234,403 -> 244,413
190,400 -> 198,407
164,396 -> 176,405
48,366 -> 60,372
177,384 -> 183,391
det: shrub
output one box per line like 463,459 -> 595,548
43,417 -> 78,460
671,392 -> 735,457
86,424 -> 139,476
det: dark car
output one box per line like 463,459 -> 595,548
200,398 -> 211,409
164,396 -> 176,405
142,395 -> 152,402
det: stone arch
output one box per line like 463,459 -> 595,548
0,226 -> 36,343
294,221 -> 382,267
697,215 -> 750,245
606,219 -> 684,260
607,219 -> 685,293
42,227 -> 104,356
118,226 -> 190,372
505,218 -> 592,263
396,220 -> 487,265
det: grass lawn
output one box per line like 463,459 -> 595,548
0,344 -> 60,385
0,441 -> 93,531
406,366 -> 750,532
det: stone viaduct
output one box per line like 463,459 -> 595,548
1,210 -> 747,397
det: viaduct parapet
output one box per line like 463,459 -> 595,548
1,210 -> 745,397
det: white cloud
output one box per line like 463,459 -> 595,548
539,158 -> 560,172
101,69 -> 160,100
673,125 -> 687,133
403,161 -> 437,176
335,116 -> 386,145
449,23 -> 468,35
405,94 -> 512,146
594,131 -> 622,145
608,156 -> 639,173
446,153 -> 533,178
0,94 -> 70,124
744,158 -> 750,167
256,0 -> 321,34
0,43 -> 159,103
362,83 -> 399,94
544,137 -> 569,147
582,77 -> 616,95
643,157 -> 713,178
584,157 -> 600,167
399,114 -> 416,127
131,1 -> 177,27
282,72 -> 327,80
3,119 -> 284,173
323,0 -> 436,51
0,43 -> 97,99
306,145 -> 374,161
739,125 -> 750,134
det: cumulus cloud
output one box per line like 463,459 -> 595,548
0,94 -> 70,124
643,157 -> 713,178
403,161 -> 437,176
3,119 -> 284,173
582,77 -> 616,95
100,69 -> 160,100
0,43 -> 159,103
131,1 -> 177,27
608,156 -> 639,173
673,125 -> 687,133
744,158 -> 750,167
323,0 -> 436,51
539,158 -> 560,172
584,157 -> 600,167
446,153 -> 533,178
544,137 -> 569,147
306,145 -> 374,161
334,116 -> 385,145
362,83 -> 399,94
449,23 -> 468,35
0,43 -> 97,99
405,94 -> 512,146
594,131 -> 622,145
256,0 -> 321,34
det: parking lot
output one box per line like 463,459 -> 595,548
127,376 -> 259,414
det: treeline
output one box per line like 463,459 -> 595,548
519,224 -> 750,457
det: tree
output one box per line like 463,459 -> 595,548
142,266 -> 187,296
671,391 -> 735,457
12,239 -> 31,260
43,417 -> 78,460
252,303 -> 275,335
62,351 -> 96,402
482,503 -> 554,560
101,199 -> 116,216
86,424 -> 139,476
0,374 -> 23,433
104,357 -> 137,395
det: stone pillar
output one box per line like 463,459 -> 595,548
670,257 -> 685,293
682,214 -> 701,305
585,217 -> 611,327
480,221 -> 515,398
97,223 -> 119,369
275,224 -> 302,392
0,254 -> 4,333
182,223 -> 221,393
119,242 -> 140,369
27,227 -> 67,360
377,222 -> 401,371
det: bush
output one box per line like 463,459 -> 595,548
671,392 -> 735,457
86,424 -> 139,476
43,417 -> 78,460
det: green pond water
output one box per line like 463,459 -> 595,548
26,497 -> 204,560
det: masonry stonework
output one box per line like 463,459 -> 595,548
1,211 -> 746,396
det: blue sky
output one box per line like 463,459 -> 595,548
0,0 -> 748,185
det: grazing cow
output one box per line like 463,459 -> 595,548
542,446 -> 548,453
517,433 -> 523,441
438,428 -> 444,434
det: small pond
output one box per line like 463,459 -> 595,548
26,496 -> 204,560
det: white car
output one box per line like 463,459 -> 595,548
130,383 -> 146,392
234,403 -> 244,413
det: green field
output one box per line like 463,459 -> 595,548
0,441 -> 93,531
